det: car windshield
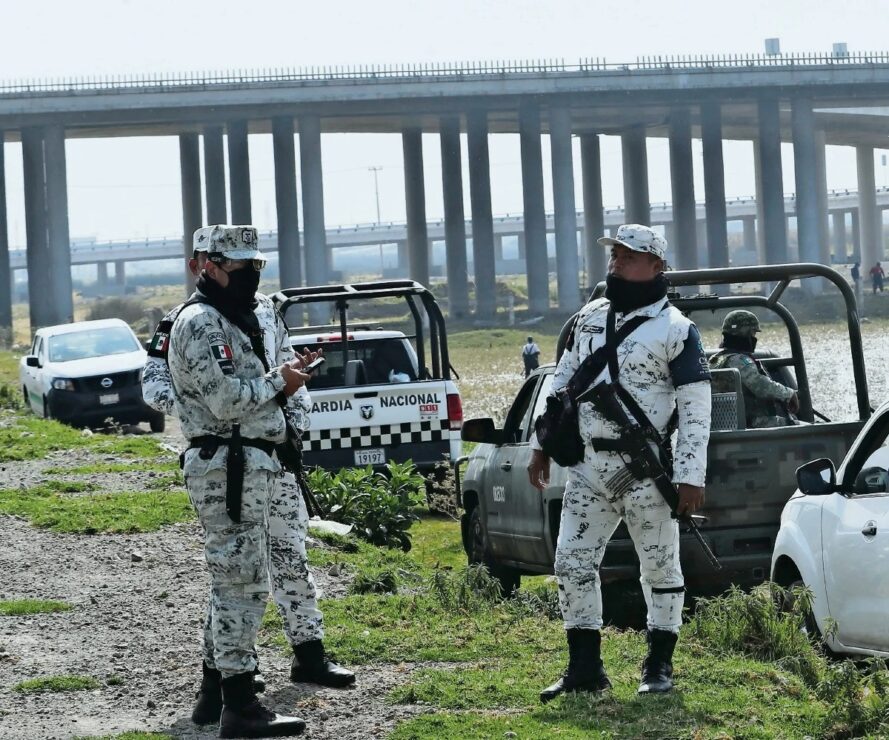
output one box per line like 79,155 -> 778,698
292,337 -> 419,389
48,327 -> 140,363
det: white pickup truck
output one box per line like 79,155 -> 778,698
272,281 -> 462,476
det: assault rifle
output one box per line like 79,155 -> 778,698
577,380 -> 722,571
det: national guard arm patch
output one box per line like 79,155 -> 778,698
147,320 -> 174,359
211,342 -> 235,374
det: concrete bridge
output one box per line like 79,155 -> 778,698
2,50 -> 889,330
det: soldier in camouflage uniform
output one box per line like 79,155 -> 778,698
528,225 -> 711,702
709,310 -> 799,428
165,226 -> 349,738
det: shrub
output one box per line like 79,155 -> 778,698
687,583 -> 825,687
818,659 -> 889,739
85,297 -> 147,328
0,383 -> 22,410
307,461 -> 426,551
349,568 -> 400,595
429,564 -> 504,613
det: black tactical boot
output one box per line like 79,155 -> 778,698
290,639 -> 356,688
252,657 -> 266,694
219,672 -> 306,738
638,629 -> 679,694
539,628 -> 612,703
192,662 -> 223,725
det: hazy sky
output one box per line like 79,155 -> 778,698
2,0 -> 889,247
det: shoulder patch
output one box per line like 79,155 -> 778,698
210,340 -> 235,375
146,320 -> 174,359
207,331 -> 226,343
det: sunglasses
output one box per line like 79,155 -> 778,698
209,255 -> 267,272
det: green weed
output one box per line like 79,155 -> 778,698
349,568 -> 400,595
0,484 -> 193,533
0,599 -> 72,616
14,675 -> 100,693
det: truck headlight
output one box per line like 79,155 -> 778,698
51,378 -> 75,391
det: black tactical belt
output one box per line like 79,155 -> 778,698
186,429 -> 277,523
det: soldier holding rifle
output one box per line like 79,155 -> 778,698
528,224 -> 712,702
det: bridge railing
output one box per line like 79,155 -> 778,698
3,52 -> 889,95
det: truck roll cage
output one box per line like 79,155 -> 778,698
270,279 -> 452,381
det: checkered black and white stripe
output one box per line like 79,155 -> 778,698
302,419 -> 453,451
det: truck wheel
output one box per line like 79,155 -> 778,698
784,577 -> 820,640
42,395 -> 51,420
149,414 -> 166,433
467,506 -> 521,596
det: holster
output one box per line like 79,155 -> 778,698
225,423 -> 245,523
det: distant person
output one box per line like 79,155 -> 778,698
870,261 -> 885,294
850,262 -> 860,291
521,336 -> 541,378
709,310 -> 800,428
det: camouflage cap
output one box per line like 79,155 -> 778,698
195,224 -> 263,261
722,310 -> 761,337
192,226 -> 213,252
597,224 -> 667,261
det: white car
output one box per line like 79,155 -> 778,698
19,318 -> 164,432
771,401 -> 889,657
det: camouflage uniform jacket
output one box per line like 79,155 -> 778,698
533,296 -> 712,487
166,291 -> 311,473
709,350 -> 793,426
144,292 -> 311,432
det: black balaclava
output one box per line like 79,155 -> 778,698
197,265 -> 259,313
604,272 -> 669,314
720,334 -> 758,353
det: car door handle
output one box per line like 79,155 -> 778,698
500,462 -> 512,471
862,521 -> 877,537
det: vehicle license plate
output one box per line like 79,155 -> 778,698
354,448 -> 385,466
99,393 -> 119,405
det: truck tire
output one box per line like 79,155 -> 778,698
784,577 -> 821,640
467,505 -> 521,596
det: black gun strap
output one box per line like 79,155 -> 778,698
566,310 -> 652,402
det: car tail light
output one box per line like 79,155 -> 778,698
316,334 -> 353,343
447,393 -> 463,430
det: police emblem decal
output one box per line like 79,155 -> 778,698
360,405 -> 375,420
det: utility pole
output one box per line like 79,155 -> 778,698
369,166 -> 383,275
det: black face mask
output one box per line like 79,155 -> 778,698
604,272 -> 669,313
721,334 -> 757,353
224,267 -> 261,306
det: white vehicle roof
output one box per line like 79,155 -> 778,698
35,318 -> 134,338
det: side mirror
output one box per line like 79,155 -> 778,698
461,417 -> 504,446
796,458 -> 837,496
25,355 -> 39,368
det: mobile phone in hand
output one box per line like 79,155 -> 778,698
304,356 -> 326,373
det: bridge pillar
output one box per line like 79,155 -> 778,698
550,107 -> 580,312
21,128 -> 53,330
272,117 -> 302,291
742,216 -> 757,258
621,125 -> 650,224
851,208 -> 861,258
696,220 -> 708,267
42,126 -> 74,324
516,232 -> 526,259
96,262 -> 108,287
493,234 -> 504,262
580,133 -> 606,291
115,260 -> 126,287
815,130 -> 831,266
402,127 -> 430,288
519,102 -> 549,314
791,98 -> 822,290
466,109 -> 496,321
179,133 -> 203,295
0,130 -> 11,341
756,97 -> 788,265
701,102 -> 729,276
439,116 -> 469,319
856,146 -> 881,270
227,120 -> 252,223
396,241 -> 408,274
668,108 -> 698,270
203,125 -> 227,224
299,115 -> 329,324
832,211 -> 848,259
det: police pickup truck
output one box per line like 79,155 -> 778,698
456,263 -> 871,595
271,281 -> 462,476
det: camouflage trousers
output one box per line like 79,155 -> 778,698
553,449 -> 684,634
187,468 -> 273,678
194,471 -> 325,675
